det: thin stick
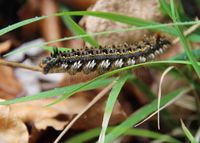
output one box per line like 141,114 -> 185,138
53,79 -> 118,143
0,59 -> 42,72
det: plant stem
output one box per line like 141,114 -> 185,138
0,59 -> 42,72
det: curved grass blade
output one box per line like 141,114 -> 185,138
159,0 -> 172,17
65,127 -> 181,143
60,6 -> 99,47
0,16 -> 47,36
54,11 -> 177,35
98,74 -> 129,143
5,20 -> 200,57
1,10 -> 199,39
4,20 -> 200,57
170,0 -> 200,78
45,60 -> 192,106
0,77 -> 115,105
104,87 -> 191,143
3,22 -> 176,57
0,60 -> 196,105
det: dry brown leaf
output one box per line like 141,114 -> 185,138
0,66 -> 22,99
0,95 -> 91,142
11,96 -> 89,131
0,100 -> 29,143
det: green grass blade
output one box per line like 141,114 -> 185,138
0,60 -> 196,105
169,0 -> 200,78
159,0 -> 172,17
65,127 -> 181,143
60,6 -> 99,47
4,18 -> 200,57
46,78 -> 108,106
6,20 -> 200,57
104,87 -> 191,143
181,120 -> 198,143
98,75 -> 129,143
3,22 -> 176,57
125,128 -> 181,143
55,11 -> 177,35
1,10 -> 199,40
0,77 -> 115,105
49,58 -> 200,106
0,16 -> 47,36
46,59 -> 197,106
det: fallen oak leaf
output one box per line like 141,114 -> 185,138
0,99 -> 29,143
10,96 -> 89,131
0,96 -> 88,143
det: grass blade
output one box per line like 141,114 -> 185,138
169,0 -> 200,77
159,0 -> 172,17
60,6 -> 99,47
55,11 -> 177,35
3,13 -> 200,57
98,75 -> 129,143
0,77 -> 115,105
65,127 -> 181,143
0,16 -> 47,36
0,60 -> 196,105
104,87 -> 191,143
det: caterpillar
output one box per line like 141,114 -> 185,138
39,34 -> 171,75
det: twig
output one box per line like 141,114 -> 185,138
53,78 -> 118,143
0,59 -> 42,72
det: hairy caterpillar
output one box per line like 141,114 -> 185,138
39,34 -> 171,75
